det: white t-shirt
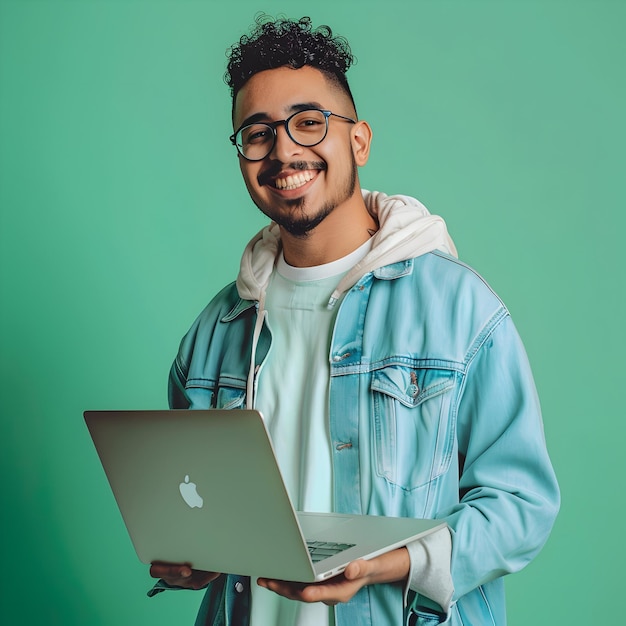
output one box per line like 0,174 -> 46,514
250,240 -> 373,626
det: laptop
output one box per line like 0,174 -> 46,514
84,409 -> 446,582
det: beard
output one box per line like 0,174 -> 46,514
253,154 -> 358,238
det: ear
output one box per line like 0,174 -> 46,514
351,120 -> 373,166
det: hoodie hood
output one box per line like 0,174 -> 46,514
236,190 -> 457,306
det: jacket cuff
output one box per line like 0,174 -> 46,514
404,526 -> 454,614
147,578 -> 208,597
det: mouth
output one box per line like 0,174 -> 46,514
258,161 -> 327,192
274,170 -> 317,190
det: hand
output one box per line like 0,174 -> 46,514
257,546 -> 410,606
150,561 -> 221,590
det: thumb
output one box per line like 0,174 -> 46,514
344,559 -> 368,581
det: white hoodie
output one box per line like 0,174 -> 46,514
236,189 -> 457,308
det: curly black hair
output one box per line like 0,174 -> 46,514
225,15 -> 356,110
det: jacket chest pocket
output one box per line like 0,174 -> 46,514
371,365 -> 456,491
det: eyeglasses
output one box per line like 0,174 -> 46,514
229,108 -> 356,161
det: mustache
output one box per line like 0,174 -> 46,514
257,161 -> 327,186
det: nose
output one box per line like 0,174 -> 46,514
269,122 -> 303,161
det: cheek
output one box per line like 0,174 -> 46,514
239,163 -> 259,192
320,140 -> 351,169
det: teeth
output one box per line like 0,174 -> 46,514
275,171 -> 315,190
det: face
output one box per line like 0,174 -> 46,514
232,66 -> 371,238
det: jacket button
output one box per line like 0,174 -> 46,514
407,383 -> 419,397
234,581 -> 244,593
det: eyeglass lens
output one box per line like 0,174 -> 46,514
236,109 -> 328,160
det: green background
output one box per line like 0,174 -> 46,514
1,0 -> 623,623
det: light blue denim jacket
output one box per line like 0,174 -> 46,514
164,250 -> 560,625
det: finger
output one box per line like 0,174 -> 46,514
343,559 -> 370,581
150,562 -> 192,580
258,577 -> 330,602
258,575 -> 362,605
257,578 -> 305,597
151,564 -> 220,590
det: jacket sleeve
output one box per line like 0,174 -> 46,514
168,357 -> 191,409
442,312 -> 560,601
166,282 -> 252,412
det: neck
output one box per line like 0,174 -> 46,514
280,194 -> 378,267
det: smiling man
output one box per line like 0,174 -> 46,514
149,16 -> 559,626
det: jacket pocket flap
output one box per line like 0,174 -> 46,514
371,365 -> 455,408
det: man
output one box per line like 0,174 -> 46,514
149,16 -> 559,625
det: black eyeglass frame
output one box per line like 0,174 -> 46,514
229,108 -> 356,161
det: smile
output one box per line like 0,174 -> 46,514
274,170 -> 317,190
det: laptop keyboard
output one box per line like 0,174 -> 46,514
306,540 -> 355,563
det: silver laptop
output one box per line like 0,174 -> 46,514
84,409 -> 446,582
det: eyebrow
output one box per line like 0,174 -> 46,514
238,102 -> 325,129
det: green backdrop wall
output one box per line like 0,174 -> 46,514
1,1 -> 623,624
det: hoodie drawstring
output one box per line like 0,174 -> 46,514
246,294 -> 267,410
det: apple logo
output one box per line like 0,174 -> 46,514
179,475 -> 204,509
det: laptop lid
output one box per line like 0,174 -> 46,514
84,409 -> 445,582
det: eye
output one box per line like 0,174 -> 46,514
295,117 -> 323,129
292,111 -> 326,132
241,125 -> 273,145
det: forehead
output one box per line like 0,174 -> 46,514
233,66 -> 346,127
